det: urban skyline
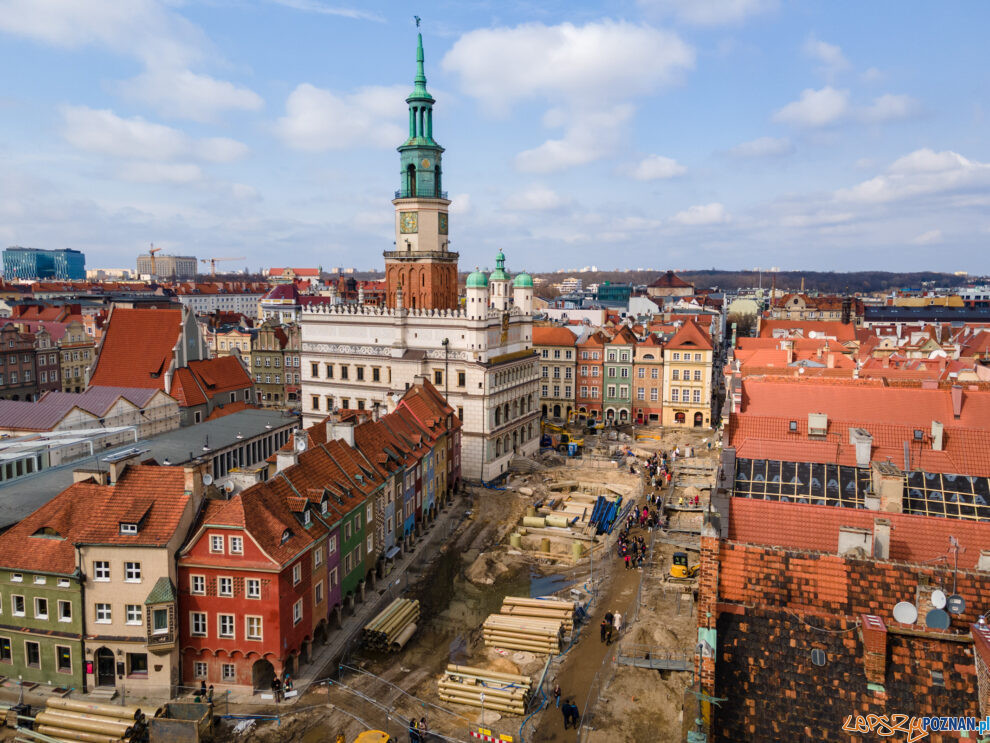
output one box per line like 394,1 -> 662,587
0,1 -> 987,274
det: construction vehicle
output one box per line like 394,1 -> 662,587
670,551 -> 700,580
354,732 -> 391,743
200,256 -> 246,276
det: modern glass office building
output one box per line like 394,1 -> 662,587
2,247 -> 86,280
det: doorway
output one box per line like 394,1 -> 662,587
95,647 -> 115,688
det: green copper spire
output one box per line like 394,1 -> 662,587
409,33 -> 434,102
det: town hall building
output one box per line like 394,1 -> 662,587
300,34 -> 539,482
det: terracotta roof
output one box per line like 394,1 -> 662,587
532,326 -> 577,346
666,319 -> 713,350
608,325 -> 638,345
728,496 -> 990,568
89,308 -> 183,388
759,319 -> 857,343
648,270 -> 693,289
204,400 -> 257,421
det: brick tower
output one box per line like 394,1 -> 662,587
384,32 -> 458,311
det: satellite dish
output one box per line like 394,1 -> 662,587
892,601 -> 918,625
946,595 -> 966,615
931,589 -> 947,610
925,608 -> 950,630
202,473 -> 214,486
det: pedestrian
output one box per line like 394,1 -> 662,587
606,624 -> 613,645
419,717 -> 429,741
198,680 -> 206,698
409,720 -> 421,743
562,699 -> 572,729
207,685 -> 214,705
569,700 -> 581,728
614,612 -> 622,635
553,682 -> 561,708
600,619 -> 608,643
605,610 -> 614,626
271,676 -> 282,703
624,553 -> 631,570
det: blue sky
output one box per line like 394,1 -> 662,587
0,0 -> 988,275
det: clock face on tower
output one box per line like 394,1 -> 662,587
438,212 -> 448,235
399,211 -> 418,233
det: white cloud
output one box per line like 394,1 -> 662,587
450,193 -> 471,215
0,0 -> 262,121
803,35 -> 849,77
638,0 -> 777,25
861,67 -> 884,83
275,83 -> 406,151
444,21 -> 693,173
503,185 -> 566,211
912,229 -> 943,245
772,86 -> 849,127
60,106 -> 249,168
117,69 -> 263,123
728,136 -> 793,158
117,161 -> 203,184
629,154 -> 687,180
836,148 -> 990,204
267,0 -> 384,22
779,211 -> 853,228
672,203 -> 730,225
860,93 -> 921,123
515,105 -> 634,173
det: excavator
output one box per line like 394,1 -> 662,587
669,551 -> 700,580
353,732 -> 391,743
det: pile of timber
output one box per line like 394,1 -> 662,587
362,597 -> 420,652
500,596 -> 575,633
482,613 -> 562,654
33,697 -> 150,743
438,664 -> 531,715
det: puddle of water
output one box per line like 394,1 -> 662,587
529,567 -> 577,598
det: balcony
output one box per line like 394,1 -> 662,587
394,190 -> 449,200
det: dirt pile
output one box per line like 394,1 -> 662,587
466,551 -> 521,585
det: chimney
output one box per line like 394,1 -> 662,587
108,449 -> 144,485
931,421 -> 944,451
328,420 -> 356,447
973,622 -> 990,717
827,353 -> 835,369
838,526 -> 872,557
293,428 -> 308,454
951,385 -> 963,419
848,428 -> 873,468
861,614 -> 888,685
977,550 -> 990,572
870,461 -> 904,513
183,462 -> 205,500
872,517 -> 890,559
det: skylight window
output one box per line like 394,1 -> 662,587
120,523 -> 138,535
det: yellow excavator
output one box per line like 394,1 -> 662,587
669,551 -> 700,580
353,733 -> 390,743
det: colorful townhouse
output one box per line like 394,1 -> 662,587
533,326 -> 578,420
177,483 -> 328,691
603,326 -> 637,424
576,330 -> 607,422
395,379 -> 462,513
632,333 -> 664,424
0,493 -> 87,689
662,319 -> 714,427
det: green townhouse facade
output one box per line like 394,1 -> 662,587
0,494 -> 87,689
603,326 -> 637,424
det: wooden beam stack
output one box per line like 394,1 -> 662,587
482,613 -> 562,654
437,664 -> 532,716
362,598 -> 420,652
500,596 -> 575,633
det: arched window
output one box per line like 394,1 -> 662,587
406,163 -> 416,197
496,438 -> 502,456
495,407 -> 501,426
435,165 -> 442,196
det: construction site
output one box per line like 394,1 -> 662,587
214,425 -> 720,743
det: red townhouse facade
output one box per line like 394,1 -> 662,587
575,330 -> 607,421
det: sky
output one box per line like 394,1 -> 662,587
0,0 -> 988,275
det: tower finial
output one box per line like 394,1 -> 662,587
413,31 -> 428,96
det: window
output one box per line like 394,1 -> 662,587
246,616 -> 262,640
565,386 -> 571,397
194,662 -> 207,679
218,577 -> 233,597
315,580 -> 324,605
694,369 -> 702,381
541,385 -> 548,396
637,387 -> 645,400
651,368 -> 659,379
218,614 -> 235,638
433,370 -> 442,385
607,385 -> 616,397
120,522 -> 137,535
340,366 -> 349,380
0,638 -> 9,662
695,353 -> 702,361
34,597 -> 48,619
312,395 -> 320,411
672,352 -> 680,360
191,575 -> 205,595
553,385 -> 560,397
25,641 -> 40,668
672,369 -> 679,380
222,663 -> 236,682
541,349 -> 549,358
55,645 -> 72,673
293,600 -> 303,625
126,604 -> 142,624
580,385 -> 588,397
191,612 -> 207,636
357,366 -> 365,381
292,563 -> 302,585
311,362 -> 319,377
457,371 -> 466,387
210,535 -> 224,553
693,389 -> 702,403
34,575 -> 45,585
246,579 -> 261,599
457,406 -> 464,421
637,368 -> 645,378
607,367 -> 616,378
12,595 -> 25,617
54,600 -> 71,623
366,535 -> 374,555
619,385 -> 628,398
153,608 -> 168,635
11,573 -> 22,583
325,364 -> 334,379
95,603 -> 111,623
620,368 -> 629,378
327,535 -> 337,556
329,567 -> 338,589
229,536 -> 243,554
125,562 -> 141,582
127,653 -> 148,676
671,389 -> 679,402
650,388 -> 658,402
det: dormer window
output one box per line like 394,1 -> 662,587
321,499 -> 329,515
281,529 -> 292,544
120,523 -> 138,535
303,510 -> 312,526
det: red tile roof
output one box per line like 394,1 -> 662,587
759,319 -> 857,343
728,497 -> 990,568
88,308 -> 183,388
648,270 -> 693,289
532,326 -> 577,346
204,400 -> 257,421
666,319 -> 713,350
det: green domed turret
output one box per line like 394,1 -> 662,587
513,272 -> 533,288
466,268 -> 489,288
489,250 -> 511,282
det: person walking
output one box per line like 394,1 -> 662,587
614,612 -> 623,636
271,676 -> 282,703
569,700 -> 581,729
553,682 -> 562,708
606,623 -> 613,645
409,720 -> 421,743
600,618 -> 608,643
562,699 -> 573,729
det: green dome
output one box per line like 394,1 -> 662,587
489,268 -> 511,282
513,272 -> 533,288
466,269 -> 489,288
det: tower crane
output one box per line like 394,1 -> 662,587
200,257 -> 245,277
148,244 -> 161,279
